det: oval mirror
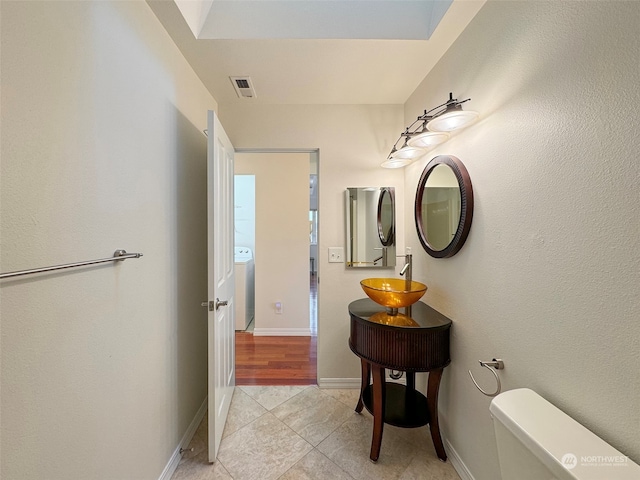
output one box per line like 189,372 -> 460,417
377,187 -> 395,246
415,155 -> 473,258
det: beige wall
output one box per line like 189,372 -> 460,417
4,1 -> 637,479
219,105 -> 406,384
403,1 -> 640,478
0,2 -> 217,479
235,152 -> 310,335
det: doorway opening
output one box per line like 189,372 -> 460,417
233,150 -> 319,386
309,152 -> 318,336
234,175 -> 256,332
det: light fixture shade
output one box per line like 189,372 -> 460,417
427,110 -> 479,132
407,131 -> 450,148
389,145 -> 424,160
381,157 -> 413,169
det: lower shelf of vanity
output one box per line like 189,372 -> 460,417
361,382 -> 431,428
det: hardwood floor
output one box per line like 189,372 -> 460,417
235,273 -> 318,386
235,334 -> 317,385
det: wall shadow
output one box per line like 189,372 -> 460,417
173,108 -> 209,433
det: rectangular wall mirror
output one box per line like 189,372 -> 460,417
345,187 -> 396,268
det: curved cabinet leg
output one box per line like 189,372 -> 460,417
370,365 -> 385,462
356,359 -> 370,413
427,368 -> 447,461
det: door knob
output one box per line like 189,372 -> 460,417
200,299 -> 228,311
215,298 -> 228,311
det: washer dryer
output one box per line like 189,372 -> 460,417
234,247 -> 255,330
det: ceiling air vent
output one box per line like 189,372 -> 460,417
230,76 -> 257,99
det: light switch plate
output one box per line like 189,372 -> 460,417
328,247 -> 344,263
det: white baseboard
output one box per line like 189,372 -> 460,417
252,327 -> 311,336
446,438 -> 475,480
158,396 -> 208,480
319,378 -> 360,389
318,375 -> 408,388
318,374 -> 408,389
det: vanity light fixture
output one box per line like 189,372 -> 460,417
426,99 -> 479,132
388,130 -> 425,161
407,130 -> 450,149
382,92 -> 478,169
381,157 -> 414,169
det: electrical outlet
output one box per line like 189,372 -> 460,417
275,301 -> 283,314
328,247 -> 344,263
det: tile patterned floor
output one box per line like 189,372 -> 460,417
172,386 -> 461,480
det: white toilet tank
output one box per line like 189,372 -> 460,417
490,388 -> 640,480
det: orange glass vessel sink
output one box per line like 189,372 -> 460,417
360,278 -> 427,312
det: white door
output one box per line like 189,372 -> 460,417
207,110 -> 235,461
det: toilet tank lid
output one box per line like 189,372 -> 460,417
490,388 -> 640,480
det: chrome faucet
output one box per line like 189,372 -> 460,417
399,254 -> 412,285
398,253 -> 413,316
373,246 -> 388,266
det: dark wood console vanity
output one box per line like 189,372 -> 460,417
348,298 -> 451,462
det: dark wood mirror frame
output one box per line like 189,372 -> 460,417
415,155 -> 473,258
377,187 -> 395,247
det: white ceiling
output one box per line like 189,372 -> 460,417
146,0 -> 485,106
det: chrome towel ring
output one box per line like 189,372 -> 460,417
469,359 -> 504,397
